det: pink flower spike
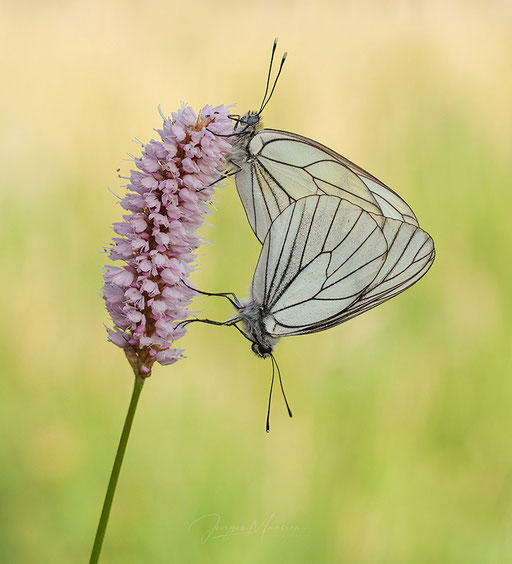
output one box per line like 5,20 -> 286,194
102,104 -> 233,377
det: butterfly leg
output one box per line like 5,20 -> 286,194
197,162 -> 241,192
177,317 -> 254,350
177,317 -> 239,329
181,279 -> 241,308
176,316 -> 258,355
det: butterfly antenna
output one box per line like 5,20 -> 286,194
259,50 -> 287,116
258,38 -> 279,115
271,353 -> 293,418
265,357 -> 276,433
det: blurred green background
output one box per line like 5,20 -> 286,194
1,1 -> 511,562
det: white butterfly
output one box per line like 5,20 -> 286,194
185,194 -> 434,429
231,127 -> 419,241
187,194 -> 434,356
228,39 -> 419,246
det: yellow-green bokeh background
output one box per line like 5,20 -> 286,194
1,1 -> 511,562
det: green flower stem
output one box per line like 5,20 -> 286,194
89,374 -> 145,564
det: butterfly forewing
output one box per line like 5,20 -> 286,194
250,195 -> 388,335
249,194 -> 435,338
265,130 -> 419,227
235,129 -> 419,243
251,195 -> 314,304
252,195 -> 341,306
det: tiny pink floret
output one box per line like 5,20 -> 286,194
103,104 -> 233,377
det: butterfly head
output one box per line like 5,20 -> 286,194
251,342 -> 273,359
245,113 -> 260,126
229,111 -> 262,134
235,299 -> 279,358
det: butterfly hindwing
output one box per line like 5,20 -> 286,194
354,218 -> 435,312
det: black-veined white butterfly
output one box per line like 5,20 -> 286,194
228,39 -> 419,244
184,194 -> 435,429
189,194 -> 434,353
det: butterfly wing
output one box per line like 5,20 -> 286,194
235,129 -> 419,243
251,195 -> 434,337
251,195 -> 388,335
295,216 -> 436,334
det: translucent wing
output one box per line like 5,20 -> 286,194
235,129 -> 419,243
251,195 -> 434,337
251,195 -> 388,335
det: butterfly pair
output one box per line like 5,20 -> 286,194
191,39 -> 435,353
186,39 -> 435,429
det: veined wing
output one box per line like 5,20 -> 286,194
361,216 -> 435,304
286,217 -> 435,335
234,159 -> 294,244
235,129 -> 419,243
250,195 -> 388,334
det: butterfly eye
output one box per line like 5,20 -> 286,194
251,342 -> 272,358
247,115 -> 259,126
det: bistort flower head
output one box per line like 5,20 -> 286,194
103,104 -> 233,377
